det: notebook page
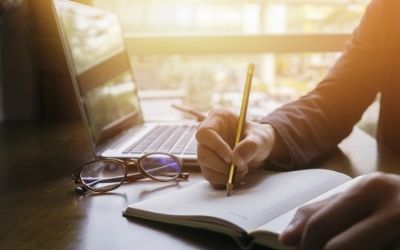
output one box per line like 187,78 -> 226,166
126,169 -> 351,233
252,175 -> 365,240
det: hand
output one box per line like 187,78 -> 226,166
279,172 -> 400,250
196,108 -> 276,188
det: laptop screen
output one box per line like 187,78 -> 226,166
53,0 -> 144,147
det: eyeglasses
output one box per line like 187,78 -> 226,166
72,153 -> 189,194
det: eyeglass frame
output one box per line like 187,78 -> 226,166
72,153 -> 190,194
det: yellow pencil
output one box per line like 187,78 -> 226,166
226,63 -> 254,197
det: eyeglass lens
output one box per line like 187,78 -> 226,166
80,160 -> 125,192
79,154 -> 182,192
139,153 -> 181,181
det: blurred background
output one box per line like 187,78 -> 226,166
0,0 -> 378,136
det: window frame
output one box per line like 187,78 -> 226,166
124,34 -> 351,55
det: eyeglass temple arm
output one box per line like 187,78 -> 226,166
73,174 -> 139,195
81,171 -> 189,188
81,173 -> 146,188
82,171 -> 178,186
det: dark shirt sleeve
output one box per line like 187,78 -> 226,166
262,0 -> 385,168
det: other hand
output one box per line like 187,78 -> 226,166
196,108 -> 276,188
279,172 -> 400,250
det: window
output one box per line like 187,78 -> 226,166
91,0 -> 377,135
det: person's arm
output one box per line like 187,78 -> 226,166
196,0 -> 387,186
263,0 -> 386,168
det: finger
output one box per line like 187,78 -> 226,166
321,173 -> 400,250
198,108 -> 237,143
232,163 -> 249,185
232,134 -> 266,171
279,195 -> 338,246
198,144 -> 230,186
200,164 -> 248,186
210,183 -> 226,190
200,164 -> 230,186
325,203 -> 400,250
196,126 -> 232,164
197,145 -> 231,175
232,122 -> 275,170
198,145 -> 248,186
299,189 -> 375,250
200,164 -> 248,187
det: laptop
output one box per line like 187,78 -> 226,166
52,0 -> 198,165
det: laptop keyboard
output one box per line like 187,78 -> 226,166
122,125 -> 197,155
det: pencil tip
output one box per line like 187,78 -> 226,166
226,183 -> 234,197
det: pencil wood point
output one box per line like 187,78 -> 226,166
226,183 -> 234,197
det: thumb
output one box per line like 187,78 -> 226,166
231,136 -> 260,171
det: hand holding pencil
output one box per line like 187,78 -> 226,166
196,64 -> 277,192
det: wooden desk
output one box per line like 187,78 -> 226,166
0,121 -> 399,250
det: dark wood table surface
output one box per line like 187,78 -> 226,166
0,121 -> 399,250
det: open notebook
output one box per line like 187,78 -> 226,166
124,169 -> 364,249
